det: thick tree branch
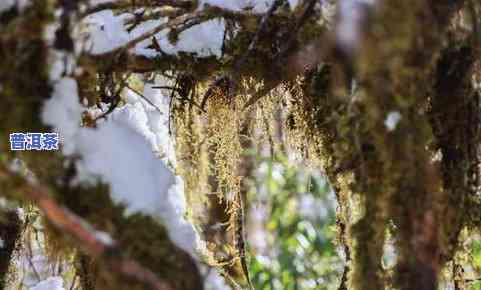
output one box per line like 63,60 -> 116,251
0,165 -> 173,290
0,210 -> 21,289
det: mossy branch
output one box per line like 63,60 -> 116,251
0,165 -> 174,290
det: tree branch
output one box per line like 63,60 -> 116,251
0,165 -> 173,290
82,0 -> 195,17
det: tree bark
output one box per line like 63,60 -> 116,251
0,210 -> 21,289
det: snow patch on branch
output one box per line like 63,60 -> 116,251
384,111 -> 401,131
83,10 -> 225,57
42,70 -> 199,255
82,10 -> 130,54
28,277 -> 65,290
200,0 -> 274,12
81,0 -> 304,58
135,18 -> 226,58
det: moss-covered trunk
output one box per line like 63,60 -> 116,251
0,210 -> 21,288
292,1 -> 479,290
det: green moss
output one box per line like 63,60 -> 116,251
0,0 -> 54,152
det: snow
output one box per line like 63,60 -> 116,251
42,0 -> 207,256
204,268 -> 230,290
42,74 -> 200,255
382,240 -> 397,269
48,51 -> 77,81
95,230 -> 114,246
83,10 -> 130,54
83,10 -> 225,57
88,0 -> 114,5
336,0 -> 376,54
384,111 -> 401,131
0,0 -> 15,13
36,1 -> 288,287
0,0 -> 30,13
135,18 -> 226,58
200,0 -> 274,12
29,277 -> 65,290
9,215 -> 69,289
200,0 -> 299,11
82,0 -> 305,57
42,78 -> 82,155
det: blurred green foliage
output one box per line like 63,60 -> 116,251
247,155 -> 343,290
471,240 -> 481,290
472,240 -> 481,269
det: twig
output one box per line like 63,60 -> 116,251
125,83 -> 164,113
168,77 -> 179,135
193,1 -> 283,111
243,0 -> 318,110
0,166 -> 173,290
26,239 -> 42,283
104,10 -> 208,56
125,8 -> 184,31
69,274 -> 78,290
94,73 -> 132,122
275,0 -> 318,59
152,85 -> 179,91
233,191 -> 253,290
234,0 -> 282,72
220,21 -> 228,58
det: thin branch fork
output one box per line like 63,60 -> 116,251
200,0 -> 283,110
234,0 -> 283,72
105,5 -> 266,54
239,0 -> 314,110
96,3 -> 283,58
0,166 -> 173,290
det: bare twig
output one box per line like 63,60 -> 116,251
151,85 -> 179,91
26,240 -> 42,283
154,85 -> 206,112
167,76 -> 179,135
94,73 -> 132,122
125,83 -> 164,113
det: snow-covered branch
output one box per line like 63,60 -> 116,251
0,165 -> 173,290
83,0 -> 196,16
